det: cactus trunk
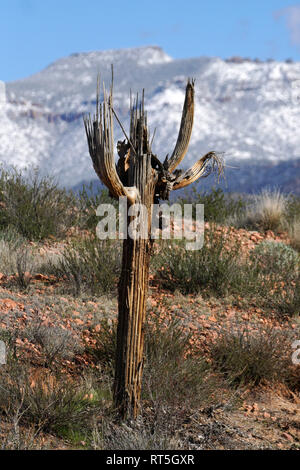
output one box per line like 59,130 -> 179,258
84,75 -> 222,420
114,153 -> 155,419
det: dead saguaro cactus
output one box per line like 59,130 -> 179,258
84,73 -> 223,419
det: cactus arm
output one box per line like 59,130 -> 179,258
84,83 -> 138,205
172,151 -> 224,190
165,79 -> 195,173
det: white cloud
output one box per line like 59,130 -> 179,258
274,5 -> 300,46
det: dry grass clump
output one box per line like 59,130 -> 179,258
0,234 -> 36,289
0,358 -> 103,438
0,228 -> 63,290
43,236 -> 121,296
211,321 -> 298,388
1,420 -> 49,450
239,188 -> 287,232
25,322 -> 82,369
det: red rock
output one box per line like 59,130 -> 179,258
266,230 -> 275,238
34,273 -> 48,281
0,298 -> 18,309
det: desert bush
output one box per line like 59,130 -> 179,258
14,245 -> 36,290
86,311 -> 213,412
95,417 -> 184,450
0,239 -> 19,275
0,226 -> 25,245
0,229 -> 36,289
45,236 -> 122,296
77,184 -> 118,230
238,188 -> 287,232
289,219 -> 300,252
286,194 -> 300,225
264,273 -> 300,317
211,322 -> 296,387
152,226 -> 254,297
0,359 -> 99,435
84,318 -> 116,375
1,421 -> 47,450
250,241 -> 299,277
248,241 -> 299,316
0,167 -> 77,240
25,322 -> 81,368
177,187 -> 246,224
143,313 -> 211,411
153,226 -> 299,315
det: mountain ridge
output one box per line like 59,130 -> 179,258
0,46 -> 299,192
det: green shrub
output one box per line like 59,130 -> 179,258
85,318 -> 117,375
248,241 -> 299,316
0,167 -> 77,240
153,226 -> 299,316
14,245 -> 35,290
0,230 -> 24,275
177,187 -> 246,224
152,226 -> 253,296
77,184 -> 118,230
96,417 -> 183,450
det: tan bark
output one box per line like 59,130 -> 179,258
114,152 -> 156,419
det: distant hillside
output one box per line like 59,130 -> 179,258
0,46 -> 299,193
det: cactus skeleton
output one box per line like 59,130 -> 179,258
84,73 -> 223,419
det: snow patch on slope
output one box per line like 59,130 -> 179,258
1,47 -> 300,189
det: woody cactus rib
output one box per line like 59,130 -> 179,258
84,82 -> 138,205
165,79 -> 195,173
84,74 -> 223,420
173,151 -> 224,190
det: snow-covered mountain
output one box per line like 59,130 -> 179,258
1,46 -> 299,193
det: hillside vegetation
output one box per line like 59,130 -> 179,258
0,169 -> 299,450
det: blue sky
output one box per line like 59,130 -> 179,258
1,0 -> 300,81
